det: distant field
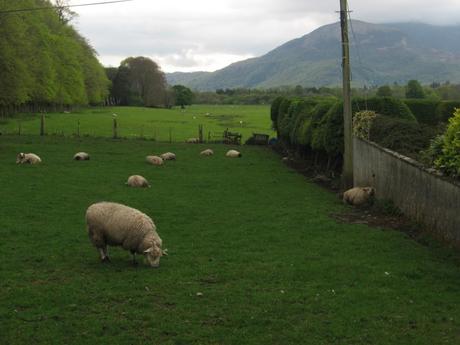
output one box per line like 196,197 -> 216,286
0,105 -> 274,142
1,135 -> 460,344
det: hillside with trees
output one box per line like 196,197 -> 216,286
0,0 -> 109,114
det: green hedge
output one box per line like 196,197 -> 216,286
270,96 -> 419,159
369,116 -> 429,157
353,97 -> 416,122
436,101 -> 460,122
404,99 -> 440,125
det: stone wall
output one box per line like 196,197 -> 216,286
353,137 -> 460,245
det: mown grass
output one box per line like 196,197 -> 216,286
0,105 -> 274,142
1,135 -> 460,344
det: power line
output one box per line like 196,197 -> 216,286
0,0 -> 134,15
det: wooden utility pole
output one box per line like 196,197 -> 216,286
340,0 -> 353,189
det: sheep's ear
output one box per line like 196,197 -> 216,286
162,249 -> 168,256
144,247 -> 153,253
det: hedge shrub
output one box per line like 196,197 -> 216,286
436,101 -> 460,122
404,99 -> 440,125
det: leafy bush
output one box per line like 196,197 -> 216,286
436,101 -> 460,122
353,110 -> 377,140
434,109 -> 460,178
404,99 -> 440,125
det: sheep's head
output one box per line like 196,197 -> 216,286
363,187 -> 376,197
16,153 -> 25,164
144,244 -> 165,268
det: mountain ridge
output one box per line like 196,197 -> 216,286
166,20 -> 460,90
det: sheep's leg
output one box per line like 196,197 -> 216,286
131,251 -> 138,266
99,247 -> 110,262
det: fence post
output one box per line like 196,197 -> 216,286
40,113 -> 45,136
169,127 -> 172,143
113,117 -> 118,139
77,119 -> 80,137
198,124 -> 203,143
18,121 -> 21,136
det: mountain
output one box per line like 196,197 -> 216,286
166,21 -> 460,90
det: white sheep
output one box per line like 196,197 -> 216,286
85,202 -> 166,267
186,138 -> 199,144
226,149 -> 242,158
160,152 -> 176,160
200,149 -> 214,156
73,152 -> 90,161
126,175 -> 150,188
146,155 -> 164,166
343,187 -> 376,206
16,153 -> 41,164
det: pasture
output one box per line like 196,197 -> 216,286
0,105 -> 274,142
1,135 -> 460,344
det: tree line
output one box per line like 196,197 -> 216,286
0,0 -> 110,115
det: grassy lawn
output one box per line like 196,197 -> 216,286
0,105 -> 274,142
1,135 -> 460,344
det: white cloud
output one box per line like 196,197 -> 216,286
71,0 -> 460,72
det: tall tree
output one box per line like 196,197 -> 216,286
118,57 -> 167,107
406,80 -> 425,99
172,85 -> 194,108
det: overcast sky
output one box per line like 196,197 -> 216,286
71,0 -> 460,72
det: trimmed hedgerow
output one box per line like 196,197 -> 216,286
353,97 -> 416,122
404,99 -> 440,125
369,116 -> 430,158
270,96 -> 285,129
436,101 -> 460,122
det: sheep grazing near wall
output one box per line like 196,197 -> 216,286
200,149 -> 214,156
73,152 -> 90,161
186,138 -> 199,143
126,175 -> 150,188
146,155 -> 164,166
160,152 -> 176,160
85,202 -> 166,267
343,187 -> 375,206
226,150 -> 242,158
16,153 -> 41,164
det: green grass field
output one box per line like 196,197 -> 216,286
0,105 -> 274,142
1,135 -> 460,344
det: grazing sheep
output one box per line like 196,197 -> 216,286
226,149 -> 242,158
343,187 -> 376,206
16,153 -> 41,164
85,202 -> 166,267
160,152 -> 176,160
200,149 -> 214,156
146,155 -> 164,166
186,138 -> 199,143
73,152 -> 90,161
126,175 -> 150,188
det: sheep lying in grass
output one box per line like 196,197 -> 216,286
160,152 -> 176,160
186,138 -> 199,143
126,175 -> 150,188
146,155 -> 164,165
73,152 -> 90,161
343,187 -> 375,206
16,153 -> 41,164
86,202 -> 166,267
200,149 -> 214,156
226,149 -> 242,158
